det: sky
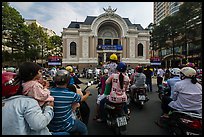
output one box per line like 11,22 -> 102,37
10,2 -> 153,36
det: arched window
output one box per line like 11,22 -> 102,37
138,43 -> 143,56
70,42 -> 76,55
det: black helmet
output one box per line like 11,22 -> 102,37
54,70 -> 70,85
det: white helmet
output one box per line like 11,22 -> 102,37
170,68 -> 180,76
180,67 -> 196,77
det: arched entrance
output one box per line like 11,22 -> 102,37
96,20 -> 123,65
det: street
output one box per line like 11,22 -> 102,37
79,77 -> 170,135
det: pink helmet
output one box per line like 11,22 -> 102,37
186,62 -> 195,68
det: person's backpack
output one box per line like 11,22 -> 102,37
69,76 -> 75,85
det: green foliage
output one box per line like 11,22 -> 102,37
151,2 -> 202,51
2,2 -> 53,64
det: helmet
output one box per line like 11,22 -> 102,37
54,70 -> 70,85
180,67 -> 196,77
116,62 -> 127,72
110,53 -> 118,61
135,66 -> 143,73
170,68 -> 181,76
186,62 -> 195,68
66,66 -> 73,73
2,72 -> 20,97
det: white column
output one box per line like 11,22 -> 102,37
104,53 -> 106,62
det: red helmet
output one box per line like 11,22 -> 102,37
135,66 -> 143,72
2,72 -> 20,97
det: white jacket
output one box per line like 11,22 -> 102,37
2,95 -> 54,135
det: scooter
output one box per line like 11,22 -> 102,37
156,111 -> 202,135
75,81 -> 94,125
131,87 -> 148,109
104,101 -> 128,135
157,81 -> 170,101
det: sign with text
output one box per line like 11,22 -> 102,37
48,56 -> 62,66
97,45 -> 123,50
150,57 -> 161,66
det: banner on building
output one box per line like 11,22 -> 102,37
150,57 -> 161,66
97,45 -> 123,50
48,56 -> 62,66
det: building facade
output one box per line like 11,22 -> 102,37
62,6 -> 150,69
24,19 -> 56,37
153,2 -> 202,68
154,2 -> 184,25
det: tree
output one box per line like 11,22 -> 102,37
48,35 -> 62,56
2,2 -> 25,51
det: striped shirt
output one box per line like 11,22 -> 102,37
48,87 -> 81,132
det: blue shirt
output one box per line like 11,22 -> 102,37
48,87 -> 81,132
167,76 -> 181,98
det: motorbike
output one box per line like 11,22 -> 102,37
75,81 -> 94,124
104,101 -> 129,135
130,87 -> 148,109
156,111 -> 202,135
157,81 -> 171,101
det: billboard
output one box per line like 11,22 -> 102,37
48,56 -> 62,66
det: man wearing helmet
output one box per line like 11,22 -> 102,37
66,66 -> 83,87
166,68 -> 181,99
161,67 -> 202,118
48,69 -> 88,135
106,53 -> 118,76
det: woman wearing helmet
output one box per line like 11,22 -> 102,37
161,67 -> 202,118
130,66 -> 147,91
166,68 -> 181,99
96,62 -> 130,122
2,62 -> 54,135
48,69 -> 88,135
130,66 -> 149,101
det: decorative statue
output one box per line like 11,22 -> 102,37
103,6 -> 117,14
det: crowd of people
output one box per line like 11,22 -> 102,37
2,53 -> 202,135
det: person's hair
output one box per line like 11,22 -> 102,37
67,84 -> 77,93
191,76 -> 198,84
137,67 -> 143,73
18,62 -> 42,82
147,65 -> 150,70
119,72 -> 124,89
15,62 -> 41,96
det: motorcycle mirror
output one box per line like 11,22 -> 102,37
88,82 -> 91,86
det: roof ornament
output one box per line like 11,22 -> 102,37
103,6 -> 117,18
103,6 -> 117,13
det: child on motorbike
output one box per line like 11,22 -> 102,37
18,62 -> 54,107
